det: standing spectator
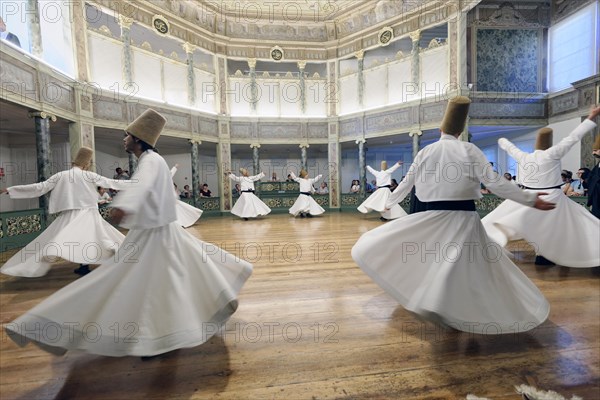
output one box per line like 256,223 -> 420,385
588,134 -> 600,219
271,172 -> 278,181
350,180 -> 360,193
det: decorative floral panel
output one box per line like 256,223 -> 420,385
476,29 -> 539,92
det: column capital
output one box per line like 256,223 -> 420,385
250,143 -> 261,149
408,130 -> 423,137
189,138 -> 202,145
182,42 -> 196,54
247,58 -> 257,69
297,60 -> 306,70
299,143 -> 310,149
409,29 -> 421,43
355,50 -> 365,60
355,138 -> 366,144
29,111 -> 57,121
118,14 -> 133,29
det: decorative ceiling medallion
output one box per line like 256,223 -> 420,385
152,15 -> 170,36
270,46 -> 284,62
378,27 -> 394,47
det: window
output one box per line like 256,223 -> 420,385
548,2 -> 598,92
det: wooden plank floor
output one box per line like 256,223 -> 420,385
0,212 -> 598,399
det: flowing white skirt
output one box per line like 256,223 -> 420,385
357,188 -> 407,220
289,194 -> 325,216
5,222 -> 253,357
352,210 -> 549,334
0,208 -> 125,277
230,193 -> 271,219
176,200 -> 203,228
482,189 -> 600,268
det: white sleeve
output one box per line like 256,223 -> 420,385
8,173 -> 61,199
546,119 -> 597,160
474,147 -> 536,206
385,160 -> 417,208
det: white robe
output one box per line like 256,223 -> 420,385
1,167 -> 131,277
229,172 -> 271,218
5,150 -> 253,356
352,134 -> 549,334
482,119 -> 600,267
288,173 -> 325,216
358,163 -> 407,219
170,166 -> 203,228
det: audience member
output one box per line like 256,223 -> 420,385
97,187 -> 112,205
200,183 -> 212,197
0,17 -> 21,48
316,182 -> 329,194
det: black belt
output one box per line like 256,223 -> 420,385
521,184 -> 562,190
300,191 -> 312,196
424,200 -> 476,211
377,185 -> 391,189
241,189 -> 255,193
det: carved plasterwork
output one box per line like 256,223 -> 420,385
471,102 -> 545,118
340,119 -> 360,138
259,123 -> 302,139
308,123 -> 328,139
549,92 -> 579,116
472,2 -> 548,28
365,110 -> 411,133
93,98 -> 127,122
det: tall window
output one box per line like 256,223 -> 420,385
548,2 -> 598,92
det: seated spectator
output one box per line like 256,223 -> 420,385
233,183 -> 241,196
561,170 -> 573,194
286,174 -> 294,182
366,180 -> 376,193
97,186 -> 112,205
316,182 -> 329,194
113,167 -> 130,180
271,172 -> 278,181
350,180 -> 360,193
567,167 -> 590,196
180,184 -> 192,199
200,183 -> 212,197
480,183 -> 492,195
0,17 -> 21,48
390,178 -> 399,191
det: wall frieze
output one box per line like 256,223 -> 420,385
365,109 -> 412,133
259,123 -> 302,139
548,91 -> 580,116
471,102 -> 546,118
92,97 -> 127,122
308,123 -> 328,139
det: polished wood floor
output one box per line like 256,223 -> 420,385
0,212 -> 598,399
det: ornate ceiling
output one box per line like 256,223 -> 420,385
197,0 -> 370,22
